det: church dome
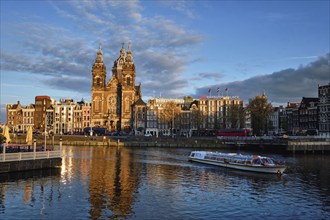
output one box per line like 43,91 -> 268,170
125,43 -> 134,63
95,47 -> 104,64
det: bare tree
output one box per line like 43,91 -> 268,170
161,102 -> 181,135
191,109 -> 208,134
228,105 -> 245,128
247,94 -> 272,136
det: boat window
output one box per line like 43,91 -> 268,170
266,158 -> 274,165
260,158 -> 274,165
191,153 -> 195,157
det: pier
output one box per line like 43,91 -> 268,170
0,139 -> 62,173
287,140 -> 329,154
216,136 -> 330,153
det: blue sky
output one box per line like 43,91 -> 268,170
1,0 -> 329,123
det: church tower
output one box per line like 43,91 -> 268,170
111,43 -> 137,131
91,44 -> 141,132
91,47 -> 107,127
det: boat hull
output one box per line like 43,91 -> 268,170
189,157 -> 286,174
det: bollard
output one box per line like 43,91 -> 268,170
60,137 -> 62,157
2,143 -> 6,161
33,139 -> 36,159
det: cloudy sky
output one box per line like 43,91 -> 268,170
1,0 -> 329,123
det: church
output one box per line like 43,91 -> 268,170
91,44 -> 143,133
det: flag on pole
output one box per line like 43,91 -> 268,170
225,88 -> 228,91
217,87 -> 220,93
208,88 -> 211,93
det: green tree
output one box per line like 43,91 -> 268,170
247,93 -> 273,136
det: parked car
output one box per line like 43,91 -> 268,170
144,133 -> 152,137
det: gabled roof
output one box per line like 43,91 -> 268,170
189,100 -> 199,109
35,96 -> 51,100
135,97 -> 146,106
135,84 -> 141,95
11,104 -> 19,109
300,97 -> 319,108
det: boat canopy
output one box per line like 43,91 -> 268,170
191,151 -> 275,164
205,152 -> 253,161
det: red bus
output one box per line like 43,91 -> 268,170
216,129 -> 251,137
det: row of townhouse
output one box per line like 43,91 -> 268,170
5,95 -> 247,137
6,96 -> 91,135
5,83 -> 329,137
6,101 -> 35,132
268,83 -> 330,137
141,96 -> 245,137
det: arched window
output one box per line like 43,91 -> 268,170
94,97 -> 101,112
125,97 -> 130,112
108,97 -> 116,114
127,77 -> 131,86
96,77 -> 101,86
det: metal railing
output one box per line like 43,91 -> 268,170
217,136 -> 329,141
1,150 -> 61,162
1,138 -> 63,162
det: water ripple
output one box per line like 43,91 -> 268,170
0,147 -> 329,219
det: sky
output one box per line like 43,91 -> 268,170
1,0 -> 329,123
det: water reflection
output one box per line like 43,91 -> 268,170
0,147 -> 329,219
86,147 -> 140,219
0,168 -> 61,183
290,154 -> 330,208
0,168 -> 61,215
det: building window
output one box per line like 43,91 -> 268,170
127,77 -> 131,86
125,98 -> 130,112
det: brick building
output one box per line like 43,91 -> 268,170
91,44 -> 142,132
318,83 -> 330,137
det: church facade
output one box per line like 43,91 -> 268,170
91,44 -> 142,132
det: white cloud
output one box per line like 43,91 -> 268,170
160,1 -> 197,19
1,0 -> 203,100
195,54 -> 330,104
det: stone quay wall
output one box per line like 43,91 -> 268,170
0,158 -> 62,174
10,135 -> 330,154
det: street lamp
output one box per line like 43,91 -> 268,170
105,109 -> 110,131
172,109 -> 174,138
135,107 -> 138,136
44,113 -> 47,151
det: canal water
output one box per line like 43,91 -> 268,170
0,146 -> 329,219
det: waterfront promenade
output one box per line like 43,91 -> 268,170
8,134 -> 330,154
0,140 -> 62,173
